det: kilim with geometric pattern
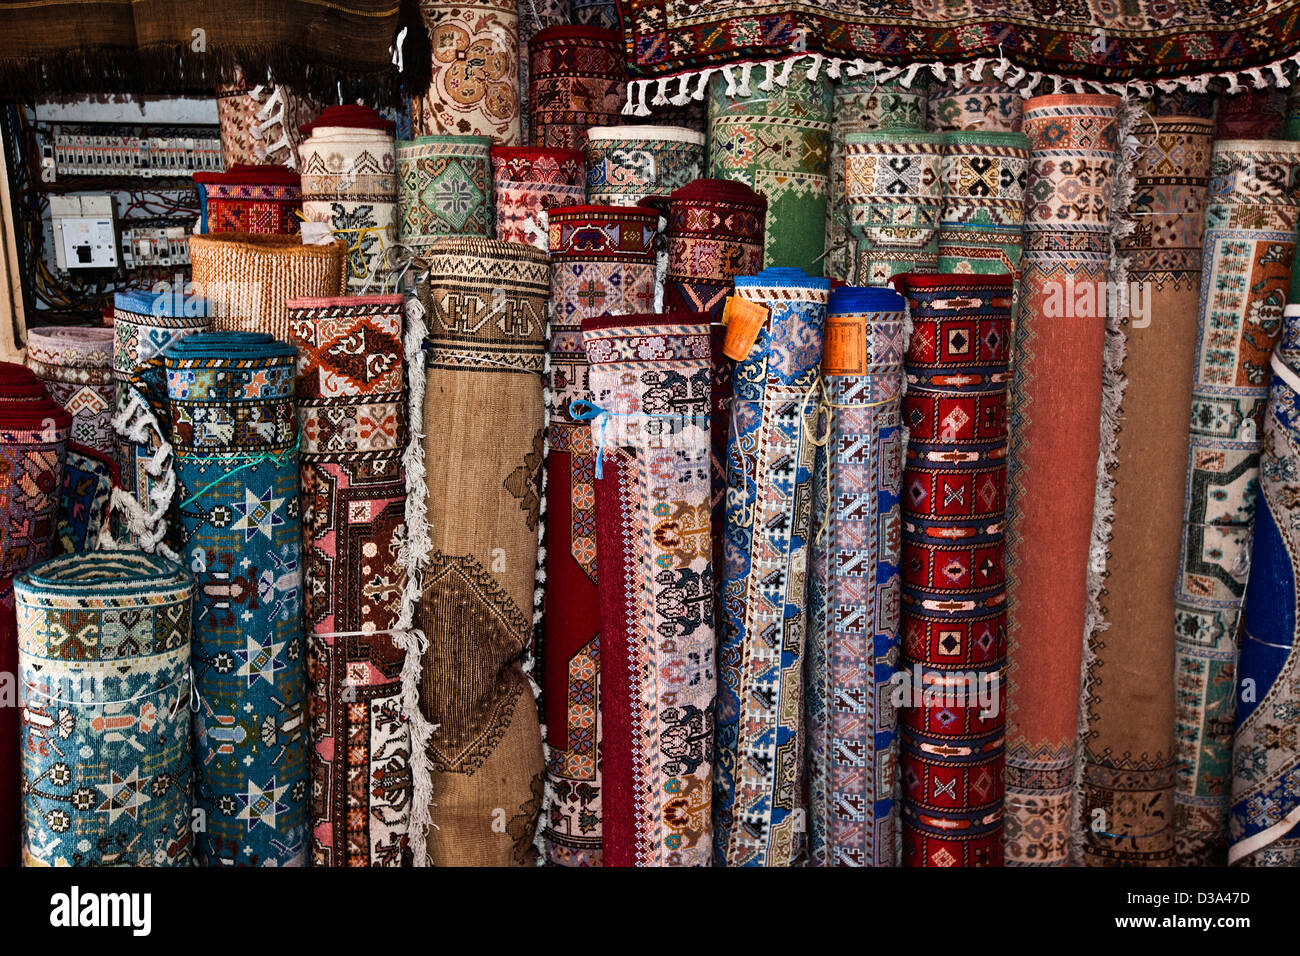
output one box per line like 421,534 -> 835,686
396,135 -> 494,254
806,285 -> 907,867
844,131 -> 943,285
287,295 -> 413,867
27,325 -> 116,455
0,362 -> 70,865
1172,138 -> 1300,866
419,238 -> 549,866
17,551 -> 195,866
582,311 -> 715,866
542,204 -> 659,866
715,267 -> 827,866
708,72 -> 831,276
193,165 -> 303,235
827,74 -> 929,282
1000,94 -> 1118,867
490,146 -> 585,249
894,273 -> 1012,868
936,131 -> 1030,276
169,333 -> 307,866
528,25 -> 626,150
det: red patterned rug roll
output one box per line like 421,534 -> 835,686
582,311 -> 715,867
541,204 -> 659,866
0,362 -> 71,865
892,273 -> 1013,867
287,295 -> 413,867
528,25 -> 626,149
490,146 -> 586,249
194,165 -> 303,235
663,178 -> 767,320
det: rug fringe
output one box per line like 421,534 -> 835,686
527,305 -> 553,866
1070,90 -> 1144,864
624,49 -> 1300,114
396,292 -> 438,867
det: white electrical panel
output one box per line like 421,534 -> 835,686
50,194 -> 118,270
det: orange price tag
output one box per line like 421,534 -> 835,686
721,297 -> 769,361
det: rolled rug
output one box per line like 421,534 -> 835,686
937,131 -> 1030,275
1007,103 -> 1211,868
662,178 -> 767,589
215,68 -> 319,168
419,238 -> 549,866
168,332 -> 307,866
286,295 -> 414,867
112,291 -> 210,551
662,179 -> 767,320
827,73 -> 929,281
26,325 -> 116,455
298,106 -> 399,290
193,165 -> 303,235
490,146 -> 585,249
714,266 -> 828,867
1171,138 -> 1300,865
17,550 -> 194,866
55,442 -> 118,555
1002,94 -> 1122,865
529,25 -> 626,149
805,285 -> 907,867
571,0 -> 617,27
843,131 -> 944,284
396,135 -> 494,253
1229,312 -> 1300,866
189,233 -> 348,340
584,125 -> 706,205
0,364 -> 70,866
1215,90 -> 1287,139
580,310 -> 715,867
927,83 -> 1024,133
515,0 -> 569,145
542,205 -> 659,865
411,0 -> 522,144
708,72 -> 831,276
893,273 -> 1013,868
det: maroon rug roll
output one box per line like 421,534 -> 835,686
0,362 -> 71,866
660,177 -> 765,608
663,178 -> 767,319
528,25 -> 626,149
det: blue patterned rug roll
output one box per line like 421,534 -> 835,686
112,290 -> 210,551
1230,319 -> 1300,867
167,332 -> 307,866
16,550 -> 195,866
806,285 -> 907,867
714,266 -> 828,866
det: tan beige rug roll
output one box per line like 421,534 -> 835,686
189,233 -> 347,339
418,237 -> 550,866
1075,103 -> 1214,867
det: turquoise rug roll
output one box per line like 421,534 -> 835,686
167,332 -> 307,866
16,550 -> 195,866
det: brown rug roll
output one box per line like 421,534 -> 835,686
417,237 -> 549,865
